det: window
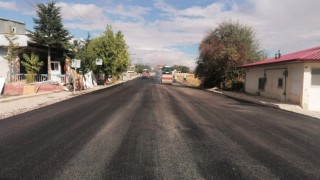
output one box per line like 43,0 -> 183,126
162,66 -> 173,75
0,49 -> 4,61
11,27 -> 16,33
311,68 -> 320,86
278,78 -> 283,88
51,62 -> 59,71
258,77 -> 265,91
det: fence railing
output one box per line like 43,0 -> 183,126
11,74 -> 65,83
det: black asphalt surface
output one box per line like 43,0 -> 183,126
0,77 -> 320,180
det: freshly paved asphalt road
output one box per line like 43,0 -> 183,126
0,77 -> 320,180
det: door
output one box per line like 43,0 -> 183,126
308,68 -> 320,111
51,61 -> 61,83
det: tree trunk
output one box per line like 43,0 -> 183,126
48,46 -> 51,80
8,59 -> 13,83
104,73 -> 109,85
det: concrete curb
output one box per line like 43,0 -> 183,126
206,89 -> 320,120
175,82 -> 320,119
0,91 -> 59,103
207,89 -> 281,109
0,80 -> 128,120
0,80 -> 127,103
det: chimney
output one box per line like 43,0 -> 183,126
278,50 -> 281,59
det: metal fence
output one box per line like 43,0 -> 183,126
11,74 -> 65,83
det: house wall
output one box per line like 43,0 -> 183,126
0,18 -> 25,34
263,67 -> 286,101
244,67 -> 264,95
0,34 -> 29,47
245,63 -> 305,105
302,63 -> 320,110
0,48 -> 9,79
286,63 -> 304,104
0,18 -> 28,47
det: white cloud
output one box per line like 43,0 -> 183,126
104,5 -> 151,20
130,47 -> 196,69
243,0 -> 320,53
0,1 -> 18,11
152,0 -> 320,57
64,22 -> 107,31
179,3 -> 226,18
2,0 -> 320,69
56,2 -> 106,23
154,0 -> 178,16
0,1 -> 34,15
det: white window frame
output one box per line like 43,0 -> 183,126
311,68 -> 320,86
51,62 -> 59,71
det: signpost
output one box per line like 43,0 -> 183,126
71,59 -> 81,68
96,58 -> 103,84
96,58 -> 103,65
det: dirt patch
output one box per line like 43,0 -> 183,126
175,73 -> 201,87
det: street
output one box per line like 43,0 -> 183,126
0,77 -> 319,179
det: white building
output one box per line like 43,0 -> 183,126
243,46 -> 320,111
0,18 -> 28,80
0,18 -> 66,83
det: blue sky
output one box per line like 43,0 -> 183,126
1,0 -> 320,69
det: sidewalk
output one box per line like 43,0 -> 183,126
207,88 -> 320,120
0,81 -> 124,120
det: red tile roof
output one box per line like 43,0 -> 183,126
243,46 -> 320,67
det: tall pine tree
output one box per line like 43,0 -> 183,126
31,1 -> 72,80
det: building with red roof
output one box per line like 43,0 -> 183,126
242,46 -> 320,110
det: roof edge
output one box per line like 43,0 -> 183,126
242,59 -> 299,68
0,17 -> 25,25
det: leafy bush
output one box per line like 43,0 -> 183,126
21,53 -> 44,83
223,78 -> 245,91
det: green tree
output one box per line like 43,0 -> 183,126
21,53 -> 44,83
87,25 -> 129,83
173,65 -> 190,73
77,34 -> 94,74
87,26 -> 115,81
66,34 -> 93,75
135,64 -> 150,74
4,26 -> 21,82
195,20 -> 267,89
114,31 -> 129,78
31,1 -> 72,80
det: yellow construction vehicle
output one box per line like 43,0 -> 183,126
161,66 -> 173,84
